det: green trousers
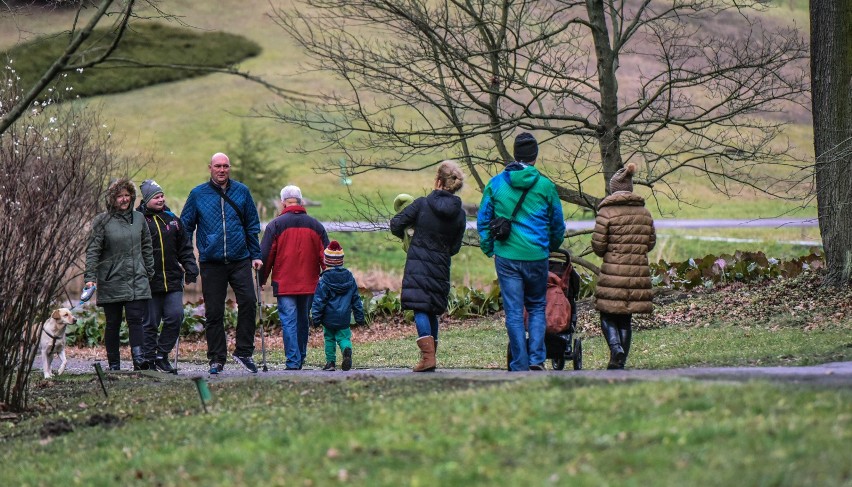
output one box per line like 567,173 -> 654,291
324,327 -> 353,362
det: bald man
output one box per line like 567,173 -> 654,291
181,152 -> 263,374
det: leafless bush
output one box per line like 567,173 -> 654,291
0,68 -> 126,411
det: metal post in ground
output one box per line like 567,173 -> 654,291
255,270 -> 269,372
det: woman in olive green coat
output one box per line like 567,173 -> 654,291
84,178 -> 154,370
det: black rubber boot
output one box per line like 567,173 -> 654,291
600,315 -> 625,370
131,346 -> 150,371
617,324 -> 632,368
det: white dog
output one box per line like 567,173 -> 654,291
39,308 -> 76,379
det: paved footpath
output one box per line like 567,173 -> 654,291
43,359 -> 852,387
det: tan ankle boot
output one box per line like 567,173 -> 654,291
413,336 -> 436,372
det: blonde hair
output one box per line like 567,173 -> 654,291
436,160 -> 464,194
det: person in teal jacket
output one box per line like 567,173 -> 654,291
477,133 -> 565,371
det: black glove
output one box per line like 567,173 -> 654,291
185,274 -> 198,284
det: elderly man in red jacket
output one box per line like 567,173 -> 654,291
260,185 -> 330,370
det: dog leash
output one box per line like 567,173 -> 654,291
72,285 -> 97,311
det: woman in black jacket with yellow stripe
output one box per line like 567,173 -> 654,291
137,180 -> 198,372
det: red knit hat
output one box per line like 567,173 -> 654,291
324,240 -> 344,266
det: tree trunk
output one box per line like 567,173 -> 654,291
811,0 -> 852,286
586,0 -> 624,195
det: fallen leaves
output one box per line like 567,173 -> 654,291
575,269 -> 852,337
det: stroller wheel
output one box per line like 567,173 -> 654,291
552,356 -> 565,371
572,338 -> 583,370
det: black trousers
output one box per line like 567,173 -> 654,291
102,300 -> 147,358
200,259 -> 257,364
143,291 -> 185,359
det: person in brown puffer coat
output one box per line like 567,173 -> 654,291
591,163 -> 656,369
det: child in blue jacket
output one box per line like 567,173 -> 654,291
311,241 -> 365,371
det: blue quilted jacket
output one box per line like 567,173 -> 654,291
180,179 -> 262,263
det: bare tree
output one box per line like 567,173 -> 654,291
810,0 -> 852,287
0,68 -> 128,411
0,0 -> 163,412
267,0 -> 810,241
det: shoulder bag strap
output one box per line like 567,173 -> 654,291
208,181 -> 250,241
510,175 -> 539,220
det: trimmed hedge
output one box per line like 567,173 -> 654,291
2,22 -> 261,100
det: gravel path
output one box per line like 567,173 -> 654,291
39,357 -> 852,387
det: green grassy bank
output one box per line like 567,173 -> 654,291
3,311 -> 851,486
3,373 -> 849,486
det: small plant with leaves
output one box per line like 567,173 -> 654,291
651,250 -> 824,290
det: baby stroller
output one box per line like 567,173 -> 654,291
506,248 -> 583,370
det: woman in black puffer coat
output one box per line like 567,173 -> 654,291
390,160 -> 467,372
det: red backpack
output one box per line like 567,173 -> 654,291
523,262 -> 573,334
544,271 -> 572,334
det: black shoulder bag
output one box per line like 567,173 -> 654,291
489,184 -> 533,242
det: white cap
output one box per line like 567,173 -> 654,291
280,185 -> 302,202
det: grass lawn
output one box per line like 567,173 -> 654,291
3,305 -> 850,486
6,262 -> 852,485
175,311 -> 852,372
2,367 -> 849,485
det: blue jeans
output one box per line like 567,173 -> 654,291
277,294 -> 313,369
495,256 -> 548,371
414,312 -> 439,340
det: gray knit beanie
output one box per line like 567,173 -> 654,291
140,179 -> 164,205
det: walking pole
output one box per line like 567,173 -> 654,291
172,332 -> 180,375
255,270 -> 269,372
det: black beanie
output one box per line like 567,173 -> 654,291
513,132 -> 538,163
